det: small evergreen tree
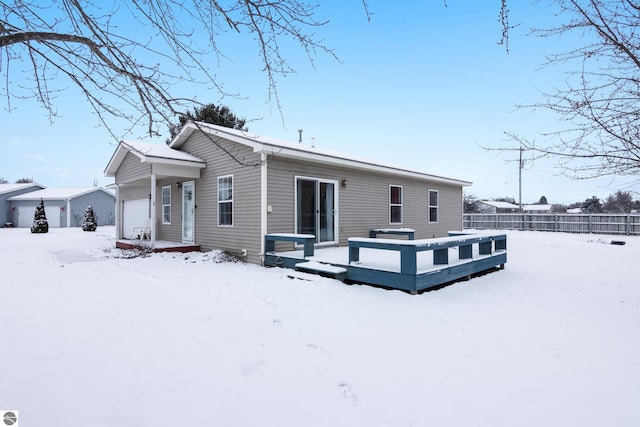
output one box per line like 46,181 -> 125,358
82,205 -> 97,231
30,199 -> 48,233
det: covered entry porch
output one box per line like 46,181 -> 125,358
104,140 -> 206,252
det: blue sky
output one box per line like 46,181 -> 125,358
2,1 -> 638,204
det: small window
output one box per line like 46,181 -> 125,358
429,189 -> 439,223
218,175 -> 233,226
161,186 -> 171,224
390,185 -> 403,224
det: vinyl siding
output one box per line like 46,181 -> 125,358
155,179 -> 182,243
69,192 -> 116,227
111,129 -> 464,264
115,152 -> 151,183
179,132 -> 263,263
1,186 -> 45,225
119,186 -> 151,204
266,156 -> 463,245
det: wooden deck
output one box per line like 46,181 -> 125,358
116,239 -> 200,253
264,232 -> 507,293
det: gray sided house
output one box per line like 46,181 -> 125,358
104,122 -> 471,264
1,183 -> 46,226
7,188 -> 116,228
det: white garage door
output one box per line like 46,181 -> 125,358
123,198 -> 149,239
17,205 -> 61,228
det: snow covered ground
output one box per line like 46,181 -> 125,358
1,227 -> 638,427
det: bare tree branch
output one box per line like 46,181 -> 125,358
0,0 -> 338,141
496,0 -> 640,184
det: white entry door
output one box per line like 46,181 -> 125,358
182,181 -> 195,243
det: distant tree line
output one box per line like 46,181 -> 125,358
465,190 -> 640,214
0,177 -> 34,184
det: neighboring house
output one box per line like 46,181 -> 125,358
7,188 -> 116,228
0,183 -> 46,226
522,204 -> 552,214
104,122 -> 472,264
477,200 -> 519,214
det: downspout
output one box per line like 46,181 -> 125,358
260,152 -> 268,265
66,199 -> 71,227
151,174 -> 157,248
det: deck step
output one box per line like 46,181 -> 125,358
295,261 -> 347,281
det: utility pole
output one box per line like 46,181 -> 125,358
518,146 -> 523,212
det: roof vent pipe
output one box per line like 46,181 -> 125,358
298,129 -> 303,144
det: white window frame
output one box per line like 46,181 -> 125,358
428,189 -> 439,223
294,175 -> 340,246
218,175 -> 234,227
389,185 -> 403,225
161,186 -> 171,224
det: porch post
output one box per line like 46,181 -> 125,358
260,152 -> 268,262
115,184 -> 121,239
150,174 -> 157,247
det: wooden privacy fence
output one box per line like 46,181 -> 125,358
464,213 -> 640,236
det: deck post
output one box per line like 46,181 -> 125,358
349,245 -> 360,263
265,237 -> 275,254
303,239 -> 314,257
400,245 -> 417,275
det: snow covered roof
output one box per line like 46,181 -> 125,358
170,122 -> 472,187
104,140 -> 206,177
7,187 -> 114,201
523,204 -> 552,211
0,183 -> 45,195
480,200 -> 519,209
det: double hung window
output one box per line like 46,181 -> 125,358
428,189 -> 439,223
390,185 -> 403,224
161,186 -> 171,224
218,175 -> 233,226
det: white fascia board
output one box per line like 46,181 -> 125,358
172,122 -> 263,151
169,125 -> 196,148
141,156 -> 206,169
104,144 -> 129,177
152,163 -> 202,179
258,144 -> 472,187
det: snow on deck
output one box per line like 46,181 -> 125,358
277,245 -> 504,274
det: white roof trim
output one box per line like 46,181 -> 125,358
104,140 -> 206,177
0,183 -> 45,195
7,187 -> 115,201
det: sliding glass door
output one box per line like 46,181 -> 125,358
296,177 -> 338,244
